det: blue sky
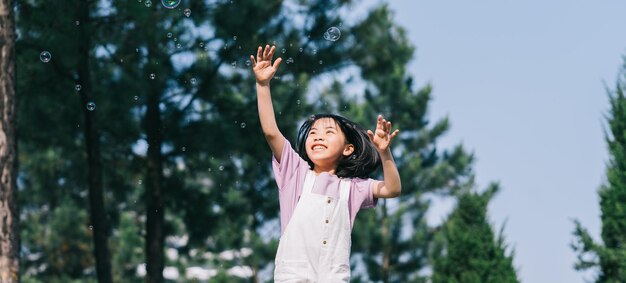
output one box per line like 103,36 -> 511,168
385,1 -> 626,282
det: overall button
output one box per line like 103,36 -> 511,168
323,240 -> 327,245
325,219 -> 329,224
327,198 -> 331,204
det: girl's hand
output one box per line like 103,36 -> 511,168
367,114 -> 400,153
251,45 -> 282,86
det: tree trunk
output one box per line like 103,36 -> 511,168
0,0 -> 19,281
145,60 -> 164,283
76,0 -> 113,282
381,199 -> 390,283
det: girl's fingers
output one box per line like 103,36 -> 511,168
367,130 -> 374,141
250,55 -> 257,67
263,44 -> 270,59
256,46 -> 262,62
272,57 -> 282,69
268,45 -> 276,62
391,129 -> 400,139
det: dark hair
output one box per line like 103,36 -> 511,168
296,114 -> 381,179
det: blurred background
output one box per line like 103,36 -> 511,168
10,0 -> 626,282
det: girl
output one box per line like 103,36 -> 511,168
251,45 -> 401,282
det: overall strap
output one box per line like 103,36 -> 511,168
339,178 -> 350,201
302,170 -> 316,195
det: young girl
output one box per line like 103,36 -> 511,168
251,45 -> 401,282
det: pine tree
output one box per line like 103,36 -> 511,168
431,183 -> 520,283
344,5 -> 475,282
572,59 -> 626,283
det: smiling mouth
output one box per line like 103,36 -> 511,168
311,145 -> 327,151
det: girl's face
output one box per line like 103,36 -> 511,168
305,118 -> 354,169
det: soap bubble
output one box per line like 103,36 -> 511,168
323,27 -> 341,41
75,84 -> 82,91
240,122 -> 246,128
40,51 -> 51,63
281,48 -> 286,54
144,0 -> 152,7
167,32 -> 172,38
86,102 -> 96,111
183,8 -> 191,17
190,78 -> 197,85
149,73 -> 156,79
286,57 -> 294,64
161,0 -> 181,9
245,60 -> 251,67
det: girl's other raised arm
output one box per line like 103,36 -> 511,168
251,45 -> 285,161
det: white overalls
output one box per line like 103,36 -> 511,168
274,170 -> 352,282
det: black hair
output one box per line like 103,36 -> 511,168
295,113 -> 381,179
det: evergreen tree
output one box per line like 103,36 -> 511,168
343,5 -> 475,282
572,59 -> 626,282
431,183 -> 520,283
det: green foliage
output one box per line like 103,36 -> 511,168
431,184 -> 519,283
571,64 -> 626,282
15,0 -> 501,282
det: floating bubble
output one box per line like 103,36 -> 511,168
245,60 -> 251,67
149,73 -> 156,79
183,8 -> 191,17
219,165 -> 224,171
75,21 -> 80,26
286,57 -> 294,64
240,122 -> 246,128
138,179 -> 143,185
145,0 -> 152,7
40,51 -> 51,63
296,100 -> 301,105
161,0 -> 181,9
167,32 -> 172,38
231,61 -> 237,68
181,146 -> 186,152
88,225 -> 93,230
75,84 -> 82,91
312,49 -> 317,55
190,78 -> 196,84
134,96 -> 138,101
176,43 -> 181,49
299,47 -> 303,52
199,42 -> 204,47
233,36 -> 237,41
323,26 -> 341,41
86,102 -> 96,111
281,48 -> 286,54
319,60 -> 323,64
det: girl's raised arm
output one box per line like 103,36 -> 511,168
251,45 -> 285,161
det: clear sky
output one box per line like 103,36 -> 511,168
385,1 -> 626,282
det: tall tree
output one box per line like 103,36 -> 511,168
572,60 -> 626,283
431,183 -> 519,283
75,0 -> 113,281
16,0 -> 138,281
344,5 -> 475,282
0,0 -> 19,281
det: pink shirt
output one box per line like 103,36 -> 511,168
272,138 -> 378,235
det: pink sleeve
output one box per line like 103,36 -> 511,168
271,138 -> 309,190
351,178 -> 379,209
